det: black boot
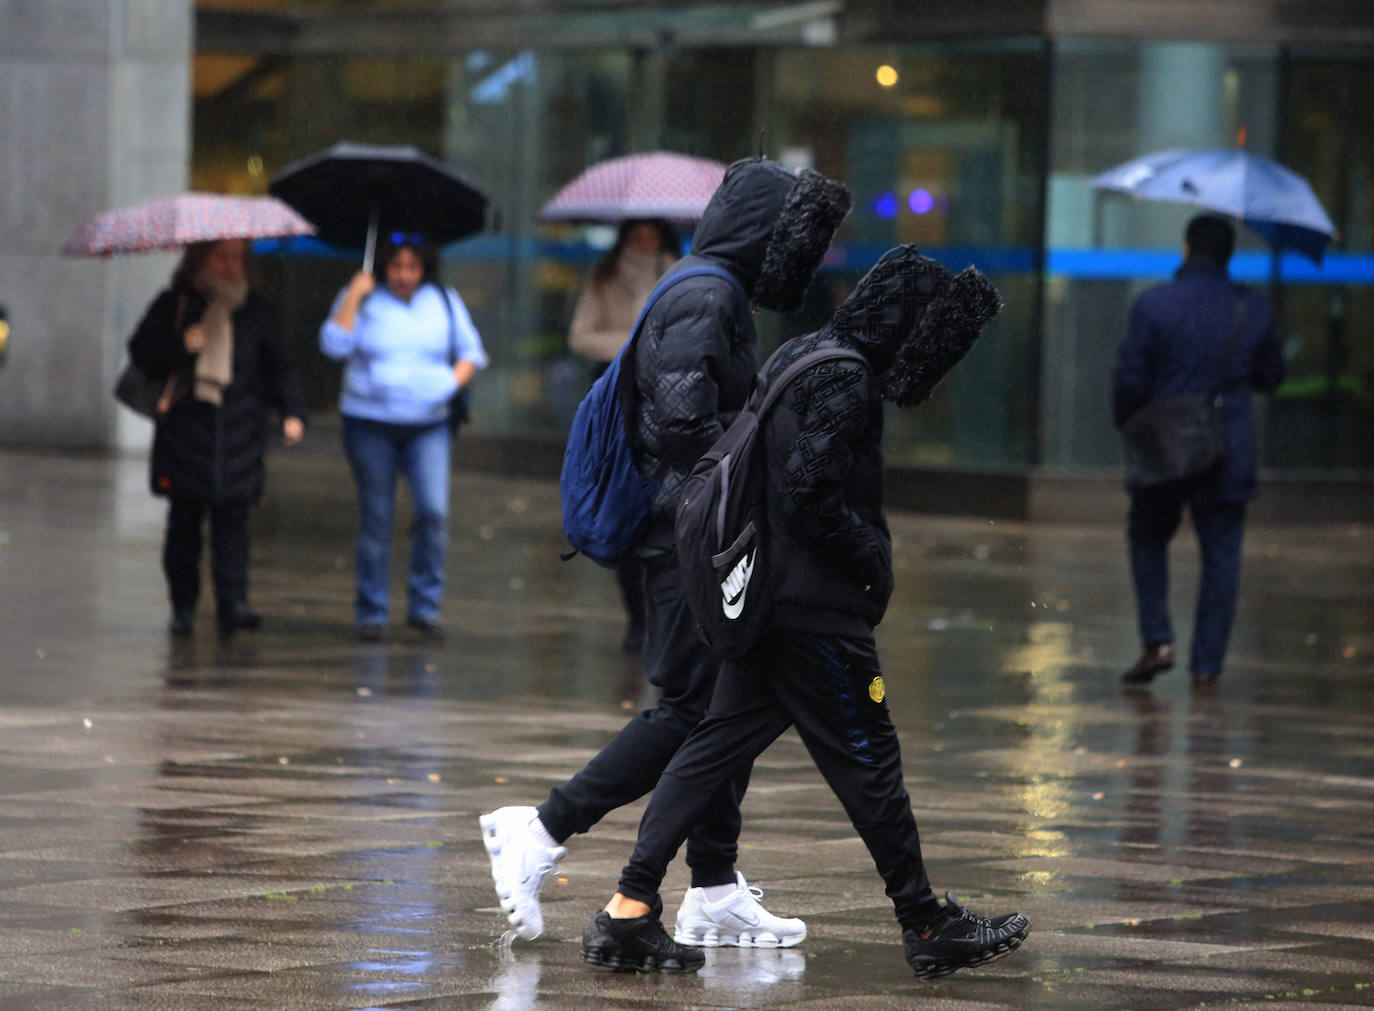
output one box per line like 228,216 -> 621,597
169,607 -> 195,637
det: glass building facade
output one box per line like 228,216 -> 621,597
192,2 -> 1374,502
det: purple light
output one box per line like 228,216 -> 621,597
872,193 -> 898,219
908,189 -> 934,215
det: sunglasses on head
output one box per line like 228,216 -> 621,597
388,231 -> 425,246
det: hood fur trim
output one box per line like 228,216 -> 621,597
881,266 -> 1002,408
753,169 -> 852,313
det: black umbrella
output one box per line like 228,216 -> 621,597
269,142 -> 490,271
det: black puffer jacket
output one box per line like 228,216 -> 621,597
128,287 -> 307,505
761,247 -> 1002,637
631,157 -> 851,550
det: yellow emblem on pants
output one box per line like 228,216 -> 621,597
868,676 -> 885,703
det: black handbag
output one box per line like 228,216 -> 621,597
113,361 -> 163,418
115,294 -> 188,419
1122,296 -> 1246,490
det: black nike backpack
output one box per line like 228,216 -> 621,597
675,343 -> 868,657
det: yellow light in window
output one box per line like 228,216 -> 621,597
876,65 -> 898,88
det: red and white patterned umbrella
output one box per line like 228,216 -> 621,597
62,193 -> 315,256
538,151 -> 727,225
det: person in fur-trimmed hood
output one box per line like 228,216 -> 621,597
582,247 -> 1032,981
479,158 -> 851,950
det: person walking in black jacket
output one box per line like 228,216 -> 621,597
1115,215 -> 1285,686
579,247 -> 1030,980
127,239 -> 307,638
481,157 -> 851,946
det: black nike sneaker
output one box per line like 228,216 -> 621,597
581,896 -> 704,974
902,892 -> 1030,980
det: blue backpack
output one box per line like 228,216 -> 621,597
561,264 -> 746,567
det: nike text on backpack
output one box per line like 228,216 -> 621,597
560,264 -> 747,568
675,344 -> 869,656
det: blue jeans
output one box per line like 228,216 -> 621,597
341,416 -> 451,626
1128,484 -> 1246,678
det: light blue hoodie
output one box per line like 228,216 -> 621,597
320,283 -> 488,425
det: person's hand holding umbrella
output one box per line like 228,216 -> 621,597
329,270 -> 378,333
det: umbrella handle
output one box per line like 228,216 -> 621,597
362,207 -> 379,275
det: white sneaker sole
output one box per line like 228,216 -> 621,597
674,922 -> 806,948
479,813 -> 546,941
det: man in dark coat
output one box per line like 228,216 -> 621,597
580,247 -> 1030,980
481,157 -> 851,946
1115,215 -> 1285,686
128,239 -> 307,638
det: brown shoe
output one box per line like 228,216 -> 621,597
1122,643 -> 1174,684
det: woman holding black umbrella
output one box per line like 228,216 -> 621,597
320,235 -> 488,642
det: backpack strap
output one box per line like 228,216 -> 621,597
616,263 -> 748,475
626,264 -> 747,341
756,346 -> 870,419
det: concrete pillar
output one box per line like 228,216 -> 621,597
0,0 -> 191,451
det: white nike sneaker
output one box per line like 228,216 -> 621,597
479,806 -> 567,940
674,871 -> 807,948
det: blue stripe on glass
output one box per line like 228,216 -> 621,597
252,236 -> 1374,286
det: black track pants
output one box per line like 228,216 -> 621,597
537,559 -> 748,889
617,629 -> 940,930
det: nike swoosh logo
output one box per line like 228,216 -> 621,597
720,550 -> 755,621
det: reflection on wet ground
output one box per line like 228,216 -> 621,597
0,449 -> 1371,1008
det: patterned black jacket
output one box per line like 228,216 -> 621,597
128,287 -> 307,505
760,248 -> 1002,637
630,158 -> 851,551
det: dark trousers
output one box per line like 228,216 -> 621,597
1129,484 -> 1246,677
617,630 -> 940,931
163,497 -> 250,616
615,557 -> 646,633
537,559 -> 747,889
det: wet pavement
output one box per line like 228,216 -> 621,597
0,445 -> 1372,1009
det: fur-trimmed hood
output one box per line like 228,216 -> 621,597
692,157 -> 851,313
825,245 -> 1002,407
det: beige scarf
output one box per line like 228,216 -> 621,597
191,274 -> 248,406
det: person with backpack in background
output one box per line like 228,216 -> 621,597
319,235 -> 487,642
481,157 -> 851,948
567,218 -> 681,654
579,247 -> 1032,980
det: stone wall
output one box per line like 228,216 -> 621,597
0,0 -> 190,450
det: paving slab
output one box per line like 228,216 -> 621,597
0,449 -> 1372,1008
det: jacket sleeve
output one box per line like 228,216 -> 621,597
318,288 -> 358,361
444,287 -> 489,369
1113,295 -> 1155,428
651,286 -> 740,470
1248,295 -> 1285,392
567,280 -> 622,361
254,300 -> 308,422
128,289 -> 195,378
776,363 -> 890,595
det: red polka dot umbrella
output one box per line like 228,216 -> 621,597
538,151 -> 727,225
62,193 -> 315,257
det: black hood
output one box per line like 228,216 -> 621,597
692,157 -> 851,313
826,245 -> 1003,407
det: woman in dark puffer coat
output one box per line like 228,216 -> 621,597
127,239 -> 306,638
